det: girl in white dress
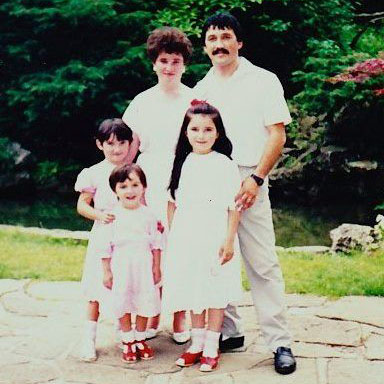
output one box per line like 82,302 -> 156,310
99,164 -> 162,363
122,27 -> 193,343
162,101 -> 243,372
74,119 -> 133,361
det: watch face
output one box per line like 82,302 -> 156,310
252,175 -> 264,186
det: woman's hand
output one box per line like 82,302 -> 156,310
97,211 -> 115,224
103,270 -> 113,290
152,265 -> 162,285
219,241 -> 235,265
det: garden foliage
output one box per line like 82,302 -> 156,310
0,0 -> 383,198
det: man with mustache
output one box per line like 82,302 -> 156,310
194,13 -> 296,375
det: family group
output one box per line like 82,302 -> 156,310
74,12 -> 297,375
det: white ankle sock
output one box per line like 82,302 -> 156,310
135,330 -> 146,342
121,330 -> 135,343
203,330 -> 220,357
84,320 -> 97,340
187,328 -> 205,353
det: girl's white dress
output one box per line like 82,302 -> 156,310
74,159 -> 117,306
122,84 -> 193,224
162,151 -> 243,314
93,204 -> 162,318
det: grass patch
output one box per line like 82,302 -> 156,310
1,228 -> 383,298
243,249 -> 384,297
0,229 -> 86,280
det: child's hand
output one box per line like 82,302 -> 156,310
103,270 -> 113,290
97,211 -> 115,224
219,241 -> 234,265
152,265 -> 162,285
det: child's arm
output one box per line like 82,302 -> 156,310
152,249 -> 161,285
125,133 -> 140,164
77,192 -> 115,223
219,209 -> 241,265
101,257 -> 113,290
167,201 -> 176,229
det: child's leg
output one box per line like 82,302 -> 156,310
175,310 -> 205,367
173,310 -> 187,332
204,308 -> 224,357
119,313 -> 137,363
136,315 -> 154,360
199,308 -> 224,372
147,288 -> 160,337
79,301 -> 99,361
188,311 -> 206,353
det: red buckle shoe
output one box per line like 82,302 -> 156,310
122,341 -> 137,363
136,340 -> 154,360
200,354 -> 220,372
176,351 -> 203,367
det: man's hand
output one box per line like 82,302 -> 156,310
235,177 -> 259,211
103,270 -> 113,290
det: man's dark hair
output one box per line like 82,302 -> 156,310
202,13 -> 243,43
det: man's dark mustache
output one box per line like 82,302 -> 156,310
212,48 -> 229,55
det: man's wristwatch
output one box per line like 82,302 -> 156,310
250,174 -> 264,186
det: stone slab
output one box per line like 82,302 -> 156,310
290,316 -> 362,346
1,290 -> 61,317
290,342 -> 362,359
364,334 -> 384,360
231,358 -> 317,384
0,279 -> 27,296
328,359 -> 384,384
27,281 -> 82,302
182,353 -> 271,378
59,360 -> 148,384
316,296 -> 384,328
0,362 -> 58,384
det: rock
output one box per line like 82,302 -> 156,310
364,334 -> 384,360
316,296 -> 384,328
328,359 -> 384,384
347,160 -> 378,171
330,223 -> 380,252
0,140 -> 33,191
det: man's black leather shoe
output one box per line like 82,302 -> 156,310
219,335 -> 245,352
274,347 -> 296,375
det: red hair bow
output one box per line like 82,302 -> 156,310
190,99 -> 208,106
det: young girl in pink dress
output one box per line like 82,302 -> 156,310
162,101 -> 243,372
98,164 -> 162,363
74,118 -> 133,361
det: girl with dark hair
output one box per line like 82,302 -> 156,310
74,119 -> 133,362
98,164 -> 162,363
162,101 -> 243,372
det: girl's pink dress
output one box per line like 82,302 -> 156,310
74,159 -> 117,307
93,204 -> 162,318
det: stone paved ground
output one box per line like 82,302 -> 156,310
1,279 -> 383,384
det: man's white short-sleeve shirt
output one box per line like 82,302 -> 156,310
194,57 -> 292,167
